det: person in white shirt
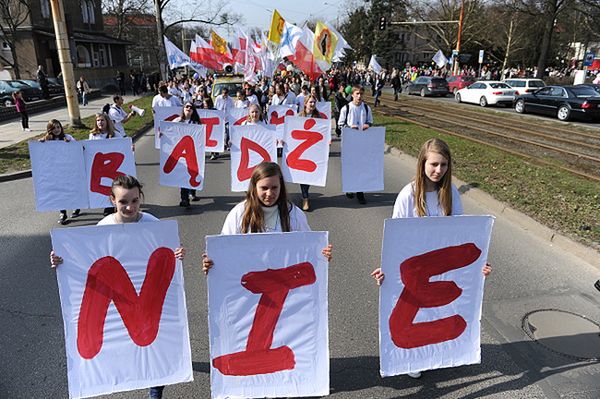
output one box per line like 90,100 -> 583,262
245,86 -> 259,105
171,101 -> 202,208
89,113 -> 119,216
269,83 -> 286,106
295,85 -> 309,112
108,95 -> 135,138
282,82 -> 297,106
234,90 -> 250,108
214,87 -> 234,113
241,104 -> 265,125
152,85 -> 182,109
337,85 -> 374,204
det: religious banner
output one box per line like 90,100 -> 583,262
379,216 -> 494,377
197,109 -> 226,153
153,106 -> 182,149
51,220 -> 193,399
83,138 -> 136,208
159,121 -> 206,190
227,107 -> 249,127
206,231 -> 329,399
341,126 -> 385,192
229,124 -> 277,192
267,104 -> 297,145
29,140 -> 88,212
281,116 -> 330,186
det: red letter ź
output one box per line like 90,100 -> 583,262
389,243 -> 481,349
286,119 -> 323,172
77,247 -> 176,359
212,262 -> 316,376
163,135 -> 201,187
200,117 -> 220,147
237,137 -> 271,181
90,152 -> 125,196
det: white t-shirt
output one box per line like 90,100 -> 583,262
152,94 -> 182,108
97,212 -> 159,225
215,94 -> 234,112
338,101 -> 373,131
108,105 -> 128,138
296,93 -> 306,110
247,94 -> 259,105
392,182 -> 463,218
88,132 -> 108,140
235,99 -> 250,108
221,201 -> 311,235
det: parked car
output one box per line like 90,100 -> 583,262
446,75 -> 476,94
405,76 -> 450,97
503,78 -> 546,95
17,79 -> 64,98
577,84 -> 600,95
0,80 -> 42,106
514,85 -> 600,122
455,81 -> 516,107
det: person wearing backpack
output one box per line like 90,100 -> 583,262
338,85 -> 373,205
333,83 -> 348,138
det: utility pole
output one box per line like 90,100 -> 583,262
452,0 -> 465,76
49,0 -> 83,127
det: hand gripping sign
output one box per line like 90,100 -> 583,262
197,109 -> 226,153
206,231 -> 329,399
281,116 -> 331,186
267,104 -> 297,145
379,216 -> 494,377
153,106 -> 182,149
227,107 -> 249,127
159,121 -> 206,190
51,220 -> 192,399
341,126 -> 385,193
229,124 -> 277,192
84,138 -> 136,208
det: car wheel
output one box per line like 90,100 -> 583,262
557,105 -> 571,121
420,88 -> 426,97
515,99 -> 526,113
453,87 -> 458,94
4,99 -> 12,107
455,93 -> 462,103
479,96 -> 488,107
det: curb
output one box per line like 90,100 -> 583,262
0,122 -> 153,183
385,144 -> 600,268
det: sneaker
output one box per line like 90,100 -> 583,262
179,200 -> 190,208
357,192 -> 366,204
71,209 -> 80,218
345,193 -> 355,199
190,196 -> 200,202
407,372 -> 422,379
24,128 -> 31,132
58,212 -> 67,225
210,153 -> 218,160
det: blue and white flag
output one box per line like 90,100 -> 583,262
432,49 -> 448,68
164,35 -> 207,77
368,55 -> 382,74
279,21 -> 303,58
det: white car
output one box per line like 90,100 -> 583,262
455,81 -> 516,107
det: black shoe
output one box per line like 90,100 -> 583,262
357,192 -> 366,204
210,154 -> 217,160
179,200 -> 190,208
190,196 -> 200,202
71,209 -> 80,218
345,193 -> 355,199
58,212 -> 67,225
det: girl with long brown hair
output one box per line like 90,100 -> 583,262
88,113 -> 115,140
297,94 -> 324,211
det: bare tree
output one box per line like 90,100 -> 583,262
102,0 -> 151,39
0,0 -> 30,78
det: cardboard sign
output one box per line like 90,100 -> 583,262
281,116 -> 331,186
379,216 -> 494,377
159,121 -> 206,190
197,109 -> 226,153
206,231 -> 329,399
341,126 -> 385,192
316,101 -> 331,119
267,105 -> 297,145
51,220 -> 193,398
153,106 -> 182,149
229,124 -> 277,192
227,107 -> 249,127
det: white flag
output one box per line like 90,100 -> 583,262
368,55 -> 382,74
432,49 -> 448,68
164,35 -> 207,77
279,21 -> 303,58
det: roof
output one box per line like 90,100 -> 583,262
103,14 -> 156,27
32,29 -> 132,45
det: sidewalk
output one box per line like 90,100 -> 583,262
0,94 -> 143,149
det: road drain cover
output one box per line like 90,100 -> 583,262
522,309 -> 600,361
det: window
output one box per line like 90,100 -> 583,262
41,0 -> 50,18
81,0 -> 95,23
76,45 -> 91,67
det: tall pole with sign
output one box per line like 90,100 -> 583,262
452,0 -> 465,76
478,50 -> 484,78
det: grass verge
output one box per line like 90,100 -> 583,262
376,113 -> 600,249
0,95 -> 154,175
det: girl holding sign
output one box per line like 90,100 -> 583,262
50,175 -> 185,399
202,162 -> 332,272
242,104 -> 265,125
88,113 -> 115,140
172,101 -> 202,208
39,119 -> 81,225
297,95 -> 325,212
370,138 -> 492,379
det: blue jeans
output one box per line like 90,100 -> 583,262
300,184 -> 310,199
149,386 -> 164,399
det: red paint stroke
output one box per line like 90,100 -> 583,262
270,109 -> 295,125
163,135 -> 202,187
286,119 -> 323,172
237,137 -> 271,181
90,152 -> 125,196
200,117 -> 220,147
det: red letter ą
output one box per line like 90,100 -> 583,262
200,117 -> 220,147
237,137 -> 271,181
270,109 -> 295,125
212,262 -> 316,376
77,247 -> 176,359
389,243 -> 481,349
90,152 -> 125,196
163,135 -> 201,187
286,119 -> 323,172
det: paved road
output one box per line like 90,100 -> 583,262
1,126 -> 600,398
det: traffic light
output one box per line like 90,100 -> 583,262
379,16 -> 387,31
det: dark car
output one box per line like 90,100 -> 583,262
17,79 -> 64,98
406,76 -> 450,97
578,84 -> 600,95
446,75 -> 476,94
514,85 -> 600,122
0,80 -> 42,106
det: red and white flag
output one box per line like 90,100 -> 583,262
289,27 -> 324,82
193,34 -> 222,70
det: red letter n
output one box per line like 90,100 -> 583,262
163,136 -> 201,187
90,152 -> 125,196
77,247 -> 176,359
286,119 -> 323,172
389,243 -> 481,349
212,262 -> 316,376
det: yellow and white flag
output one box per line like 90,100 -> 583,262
268,9 -> 285,43
313,21 -> 338,64
210,30 -> 230,56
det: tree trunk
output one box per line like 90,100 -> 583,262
501,16 -> 515,73
536,1 -> 559,78
154,0 -> 167,80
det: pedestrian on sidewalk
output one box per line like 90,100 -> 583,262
12,91 -> 29,132
76,76 -> 91,106
37,65 -> 49,99
172,101 -> 202,208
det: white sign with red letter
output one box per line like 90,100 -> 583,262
316,101 -> 331,119
227,107 -> 249,127
51,220 -> 193,399
379,216 -> 494,377
229,124 -> 277,192
341,126 -> 385,192
206,231 -> 329,399
267,104 -> 296,144
83,138 -> 136,208
29,140 -> 88,212
153,106 -> 182,149
159,121 -> 206,190
197,109 -> 226,153
281,116 -> 331,186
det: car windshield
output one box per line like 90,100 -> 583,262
529,80 -> 545,88
213,82 -> 242,97
489,83 -> 510,89
571,87 -> 600,97
6,81 -> 28,89
19,80 -> 39,88
507,81 -> 526,87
